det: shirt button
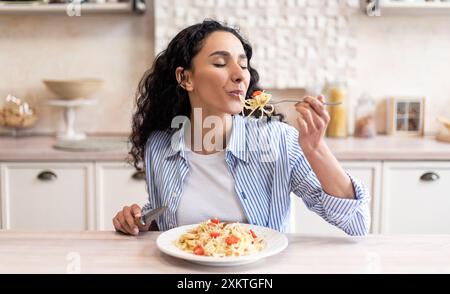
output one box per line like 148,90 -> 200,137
172,192 -> 177,198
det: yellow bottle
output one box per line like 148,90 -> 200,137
326,86 -> 347,138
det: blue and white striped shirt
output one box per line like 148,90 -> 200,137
142,114 -> 370,235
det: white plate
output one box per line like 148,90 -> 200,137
156,224 -> 288,267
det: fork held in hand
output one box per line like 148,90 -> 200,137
271,99 -> 342,106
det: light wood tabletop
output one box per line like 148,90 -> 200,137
1,231 -> 449,274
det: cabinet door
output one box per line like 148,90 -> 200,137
381,161 -> 450,234
1,162 -> 94,230
95,162 -> 149,230
288,161 -> 381,235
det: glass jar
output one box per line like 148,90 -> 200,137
354,93 -> 376,138
325,85 -> 347,138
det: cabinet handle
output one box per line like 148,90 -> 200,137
37,170 -> 57,181
131,171 -> 146,181
420,172 -> 440,182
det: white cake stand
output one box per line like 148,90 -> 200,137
47,98 -> 97,141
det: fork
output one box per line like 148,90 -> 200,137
270,99 -> 342,106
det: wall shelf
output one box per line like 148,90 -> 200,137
365,0 -> 450,16
0,0 -> 145,15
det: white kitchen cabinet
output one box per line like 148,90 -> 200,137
0,162 -> 94,230
95,162 -> 148,230
288,161 -> 382,235
1,157 -> 449,234
381,161 -> 450,234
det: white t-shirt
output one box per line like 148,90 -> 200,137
176,149 -> 247,226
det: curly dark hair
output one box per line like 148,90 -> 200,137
129,19 -> 281,171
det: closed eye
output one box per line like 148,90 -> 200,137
214,63 -> 248,69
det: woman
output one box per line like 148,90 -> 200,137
113,20 -> 370,236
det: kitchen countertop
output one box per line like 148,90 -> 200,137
0,135 -> 129,161
0,135 -> 449,161
0,231 -> 449,274
326,135 -> 450,160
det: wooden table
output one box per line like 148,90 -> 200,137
1,231 -> 450,274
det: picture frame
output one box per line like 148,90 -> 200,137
386,96 -> 425,136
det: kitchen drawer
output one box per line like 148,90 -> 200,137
95,162 -> 148,230
381,161 -> 450,234
289,161 -> 381,235
0,162 -> 94,230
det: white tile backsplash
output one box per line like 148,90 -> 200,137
154,0 -> 358,90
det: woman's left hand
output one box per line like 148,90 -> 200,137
294,95 -> 330,153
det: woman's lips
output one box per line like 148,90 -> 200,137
228,90 -> 244,98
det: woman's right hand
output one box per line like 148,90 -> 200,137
113,204 -> 149,235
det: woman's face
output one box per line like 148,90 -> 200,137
182,31 -> 251,117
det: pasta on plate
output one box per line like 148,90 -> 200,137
175,218 -> 265,257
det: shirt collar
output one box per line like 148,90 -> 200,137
164,114 -> 248,163
226,114 -> 248,163
165,116 -> 189,160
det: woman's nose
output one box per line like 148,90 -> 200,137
232,75 -> 242,83
230,64 -> 245,83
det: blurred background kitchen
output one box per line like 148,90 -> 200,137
0,0 -> 449,236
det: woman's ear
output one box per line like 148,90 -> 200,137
175,67 -> 193,91
175,67 -> 185,88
